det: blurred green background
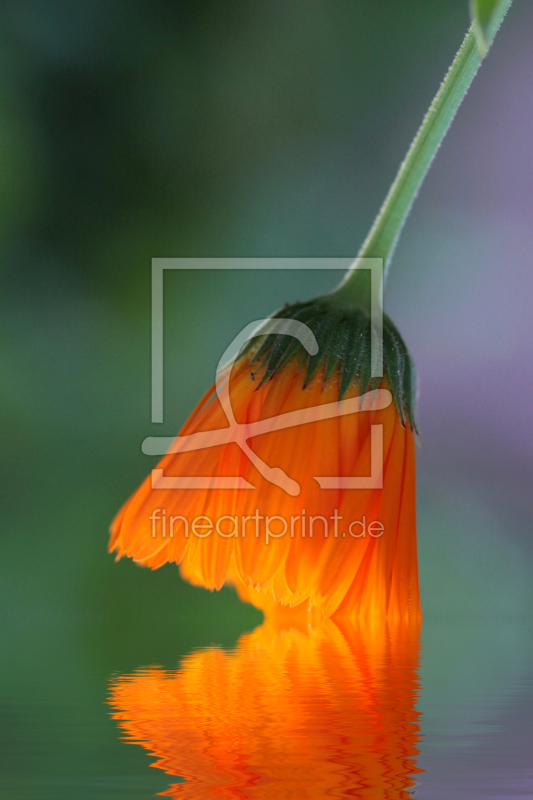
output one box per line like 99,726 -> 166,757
1,0 -> 533,796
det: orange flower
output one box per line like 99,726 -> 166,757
109,617 -> 423,799
110,294 -> 421,623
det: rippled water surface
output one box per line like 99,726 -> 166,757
1,617 -> 532,798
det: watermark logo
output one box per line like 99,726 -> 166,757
148,508 -> 385,543
142,258 -> 387,496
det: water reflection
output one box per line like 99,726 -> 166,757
109,616 -> 423,798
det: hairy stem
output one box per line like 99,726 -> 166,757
336,1 -> 514,300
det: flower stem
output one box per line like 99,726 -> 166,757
337,1 -> 514,297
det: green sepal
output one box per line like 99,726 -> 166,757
244,295 -> 418,432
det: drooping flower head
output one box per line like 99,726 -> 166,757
110,283 -> 420,623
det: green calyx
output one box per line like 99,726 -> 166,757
244,292 -> 417,432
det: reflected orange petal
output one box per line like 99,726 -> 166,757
109,618 -> 423,799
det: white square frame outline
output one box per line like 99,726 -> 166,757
150,257 -> 383,425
